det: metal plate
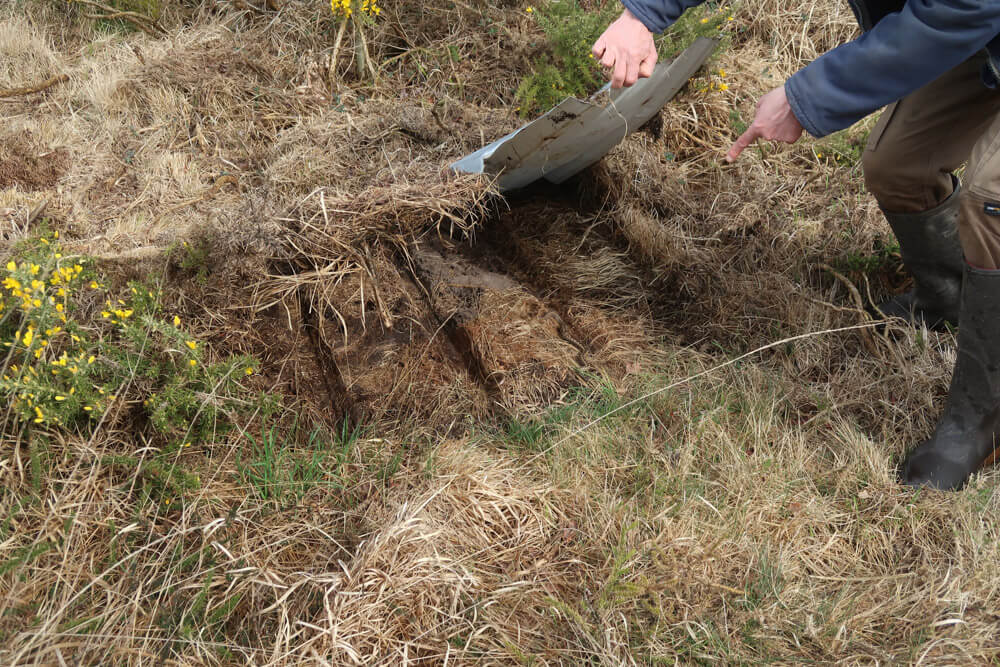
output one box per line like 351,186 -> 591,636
451,38 -> 717,192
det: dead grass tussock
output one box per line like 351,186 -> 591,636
299,443 -> 587,663
740,0 -> 857,68
5,434 -> 595,664
0,14 -> 62,89
256,99 -> 503,365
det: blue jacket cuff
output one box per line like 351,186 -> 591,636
621,0 -> 671,33
784,74 -> 825,138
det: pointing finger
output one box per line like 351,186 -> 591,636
725,126 -> 761,163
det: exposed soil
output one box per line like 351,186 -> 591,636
0,132 -> 68,191
282,178 -> 679,426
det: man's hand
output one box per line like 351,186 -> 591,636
725,85 -> 804,162
592,9 -> 657,89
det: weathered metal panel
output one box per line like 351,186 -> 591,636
451,37 -> 717,192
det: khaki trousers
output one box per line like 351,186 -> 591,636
863,52 -> 1000,269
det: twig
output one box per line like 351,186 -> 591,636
354,12 -> 366,79
819,263 -> 879,355
352,11 -> 378,82
27,199 -> 49,226
859,272 -> 895,349
0,74 -> 68,99
330,17 -> 348,80
71,0 -> 166,36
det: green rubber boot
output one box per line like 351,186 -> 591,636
878,185 -> 964,330
900,264 -> 1000,490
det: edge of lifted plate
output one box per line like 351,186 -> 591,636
450,37 -> 718,192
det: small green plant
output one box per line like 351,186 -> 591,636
66,0 -> 165,36
813,129 -> 866,168
740,548 -> 784,611
503,417 -> 548,451
833,236 -> 900,276
729,107 -> 748,135
177,238 -> 212,284
237,422 -> 357,505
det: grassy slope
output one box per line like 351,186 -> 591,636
2,0 -> 1000,664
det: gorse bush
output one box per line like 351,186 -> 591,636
1,233 -> 107,429
515,1 -> 619,117
1,233 -> 264,452
516,1 -> 736,117
655,2 -> 736,57
330,0 -> 382,80
113,284 -> 263,450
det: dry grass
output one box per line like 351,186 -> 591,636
3,0 -> 1000,664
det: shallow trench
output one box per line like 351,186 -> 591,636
285,177 -> 694,429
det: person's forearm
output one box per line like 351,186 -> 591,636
786,0 -> 1000,137
621,0 -> 706,33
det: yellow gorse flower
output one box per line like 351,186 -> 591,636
331,0 -> 379,18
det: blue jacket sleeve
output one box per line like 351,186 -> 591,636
785,0 -> 1000,137
621,0 -> 706,33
